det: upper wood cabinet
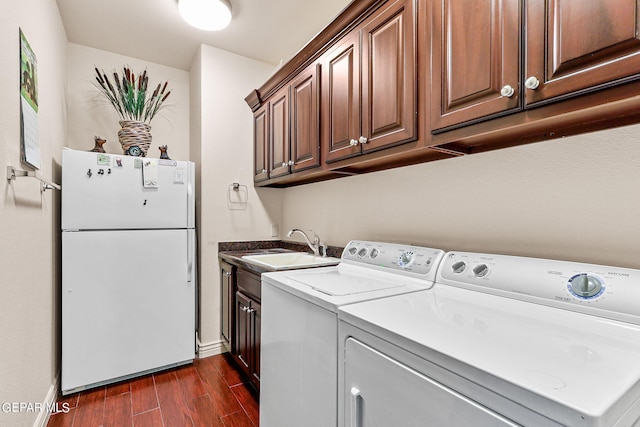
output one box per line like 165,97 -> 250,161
253,104 -> 269,182
323,0 -> 417,163
362,0 -> 417,151
525,0 -> 640,106
322,32 -> 361,162
247,0 -> 640,186
290,64 -> 321,172
269,86 -> 290,179
431,0 -> 640,132
253,64 -> 321,183
430,0 -> 521,131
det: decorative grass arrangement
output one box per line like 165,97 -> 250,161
94,66 -> 171,124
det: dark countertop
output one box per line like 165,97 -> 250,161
218,240 -> 344,275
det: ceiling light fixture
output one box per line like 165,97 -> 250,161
178,0 -> 232,31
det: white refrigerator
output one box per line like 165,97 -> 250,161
61,148 -> 196,395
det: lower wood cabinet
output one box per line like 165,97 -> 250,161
235,290 -> 261,389
220,263 -> 261,391
220,261 -> 236,352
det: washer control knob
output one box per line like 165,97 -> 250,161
569,274 -> 603,298
348,246 -> 358,256
357,247 -> 368,258
370,248 -> 380,260
451,261 -> 466,274
398,251 -> 415,268
473,264 -> 489,278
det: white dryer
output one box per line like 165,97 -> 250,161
338,252 -> 640,427
260,240 -> 445,427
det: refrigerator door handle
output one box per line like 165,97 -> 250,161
187,230 -> 194,283
186,162 -> 195,229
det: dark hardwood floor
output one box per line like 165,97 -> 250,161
47,353 -> 259,427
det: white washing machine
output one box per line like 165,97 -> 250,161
260,240 -> 445,427
338,251 -> 640,427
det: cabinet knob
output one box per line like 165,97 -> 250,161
288,160 -> 294,166
349,139 -> 358,146
282,162 -> 287,167
525,76 -> 540,90
261,169 -> 267,173
358,136 -> 368,144
225,272 -> 232,277
500,85 -> 515,98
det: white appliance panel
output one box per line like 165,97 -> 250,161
61,229 -> 195,393
438,252 -> 640,325
344,337 -> 519,427
61,149 -> 194,230
260,284 -> 337,427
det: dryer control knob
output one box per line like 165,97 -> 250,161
569,274 -> 603,298
451,261 -> 466,274
473,264 -> 489,278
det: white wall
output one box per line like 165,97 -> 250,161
191,45 -> 281,354
0,0 -> 67,426
282,124 -> 640,269
66,43 -> 190,161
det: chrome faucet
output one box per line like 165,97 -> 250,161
287,228 -> 327,257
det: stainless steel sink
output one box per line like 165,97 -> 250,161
242,252 -> 340,270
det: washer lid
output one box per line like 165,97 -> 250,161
262,262 -> 435,312
288,269 -> 405,296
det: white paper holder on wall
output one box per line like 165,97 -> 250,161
228,182 -> 248,210
6,165 -> 61,192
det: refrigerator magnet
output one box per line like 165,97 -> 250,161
142,160 -> 159,189
97,153 -> 110,165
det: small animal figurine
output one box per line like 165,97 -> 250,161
159,145 -> 171,160
90,136 -> 106,153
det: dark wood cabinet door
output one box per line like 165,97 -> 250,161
253,104 -> 269,182
250,299 -> 261,388
220,262 -> 235,352
269,87 -> 290,178
235,291 -> 251,374
322,32 -> 362,163
290,64 -> 321,172
431,0 -> 521,132
361,0 -> 417,152
525,0 -> 640,106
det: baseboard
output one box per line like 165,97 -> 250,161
33,372 -> 59,427
197,338 -> 226,358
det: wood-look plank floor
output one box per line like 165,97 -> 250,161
47,353 -> 259,427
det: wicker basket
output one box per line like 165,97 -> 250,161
118,120 -> 151,157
